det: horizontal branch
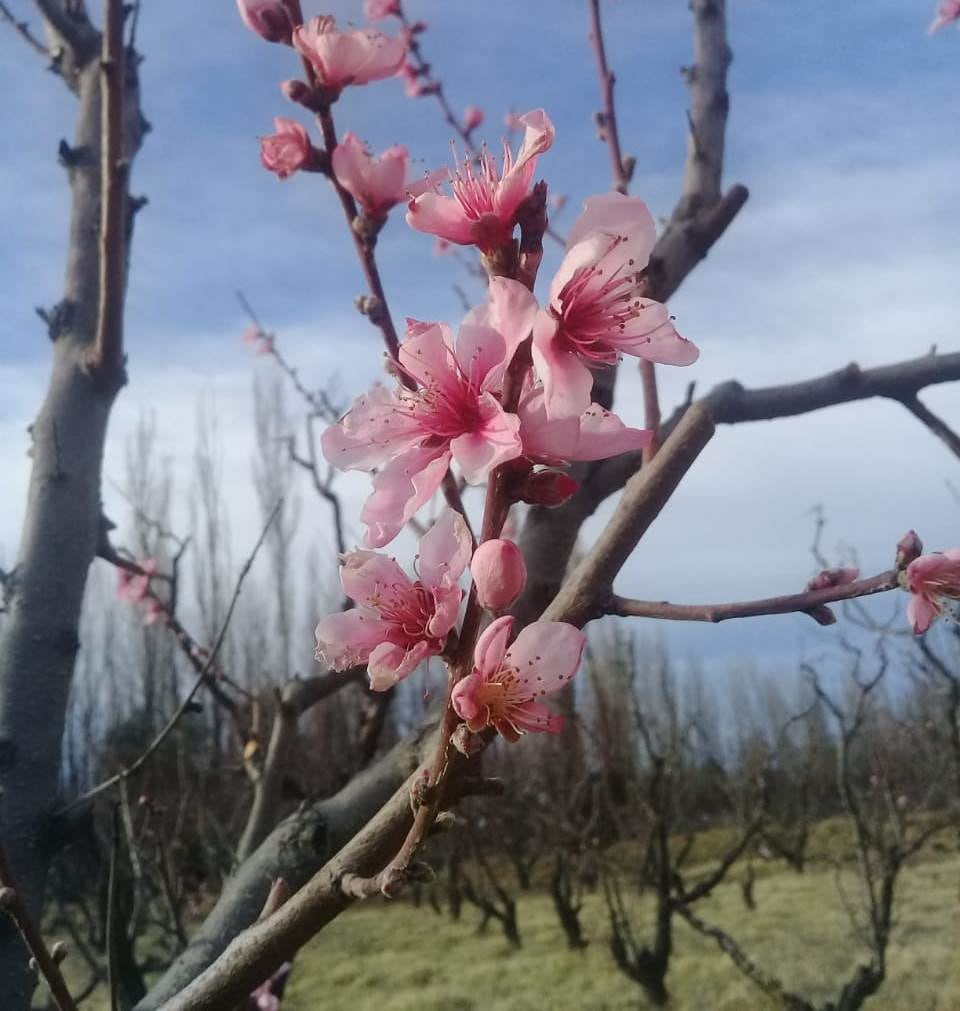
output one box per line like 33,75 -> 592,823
608,570 -> 899,626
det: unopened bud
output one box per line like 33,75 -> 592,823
236,0 -> 293,44
471,539 -> 527,612
896,530 -> 924,570
805,567 -> 859,592
518,469 -> 579,507
463,105 -> 485,133
355,294 -> 385,324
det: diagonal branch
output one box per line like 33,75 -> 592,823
607,570 -> 900,627
899,393 -> 960,460
0,1 -> 48,57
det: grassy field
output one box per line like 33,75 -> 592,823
69,844 -> 960,1010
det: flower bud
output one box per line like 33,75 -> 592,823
463,105 -> 485,132
805,566 -> 859,591
364,0 -> 401,19
517,469 -> 579,507
896,529 -> 924,570
471,539 -> 527,612
236,0 -> 293,44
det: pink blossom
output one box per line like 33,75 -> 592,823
904,550 -> 960,634
321,278 -> 537,547
406,109 -> 555,252
451,615 -> 584,742
532,192 -> 698,419
315,511 -> 471,690
517,383 -> 651,464
806,567 -> 859,591
463,105 -> 485,132
293,16 -> 406,91
332,134 -> 441,218
117,560 -> 156,604
364,0 -> 401,21
929,0 -> 960,33
235,0 -> 292,44
242,325 -> 275,356
259,118 -> 311,179
471,539 -> 527,611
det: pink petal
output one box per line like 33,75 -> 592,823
616,300 -> 699,366
473,614 -> 514,677
339,550 -> 410,605
406,191 -> 477,245
427,582 -> 464,639
451,672 -> 483,723
531,312 -> 595,419
321,383 -> 421,471
495,109 -> 555,220
368,639 -> 433,691
418,509 -> 473,587
504,620 -> 585,692
460,277 -> 539,390
398,322 -> 458,391
450,394 -> 522,483
565,192 -> 656,265
361,446 -> 451,548
314,608 -> 385,670
507,699 -> 563,735
907,593 -> 938,635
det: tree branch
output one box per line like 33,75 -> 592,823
899,393 -> 960,460
0,1 -> 48,57
608,569 -> 899,627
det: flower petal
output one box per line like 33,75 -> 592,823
504,620 -> 585,692
418,509 -> 473,587
314,608 -> 385,670
473,614 -> 514,677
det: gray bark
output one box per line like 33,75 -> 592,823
0,8 -> 143,1007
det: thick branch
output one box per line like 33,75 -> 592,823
608,570 -> 899,627
542,405 -> 715,629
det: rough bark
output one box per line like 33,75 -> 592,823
0,7 -> 143,1007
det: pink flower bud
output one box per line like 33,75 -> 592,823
235,0 -> 293,44
259,117 -> 312,180
805,566 -> 859,592
364,0 -> 401,20
896,529 -> 924,569
463,105 -> 485,132
471,539 -> 527,612
518,469 -> 579,507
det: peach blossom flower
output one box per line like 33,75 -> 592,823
905,550 -> 960,633
293,16 -> 406,91
259,117 -> 311,179
471,539 -> 526,611
117,560 -> 156,604
321,279 -> 537,547
533,192 -> 697,418
332,133 -> 441,218
929,0 -> 960,33
452,615 -> 585,741
315,511 -> 471,690
406,109 -> 555,252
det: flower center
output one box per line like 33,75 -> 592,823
553,235 -> 647,363
370,581 -> 438,645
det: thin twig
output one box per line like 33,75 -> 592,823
0,1 -> 48,56
61,499 -> 283,812
607,570 -> 899,626
0,837 -> 78,1011
899,394 -> 960,460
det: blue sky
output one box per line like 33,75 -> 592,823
1,0 -> 958,677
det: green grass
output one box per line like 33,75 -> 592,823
64,851 -> 960,1011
